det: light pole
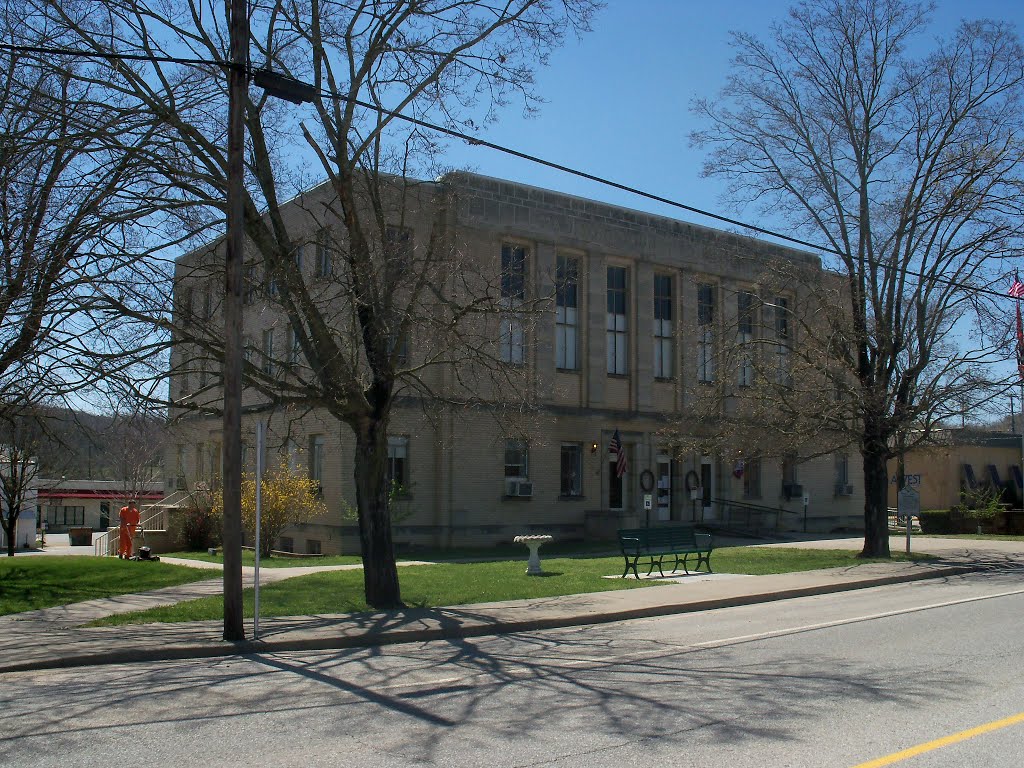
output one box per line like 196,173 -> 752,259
222,3 -> 314,640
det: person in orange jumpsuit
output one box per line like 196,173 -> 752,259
118,500 -> 141,559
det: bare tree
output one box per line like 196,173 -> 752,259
0,407 -> 43,556
691,0 -> 1024,556
0,1 -> 165,448
37,0 -> 598,606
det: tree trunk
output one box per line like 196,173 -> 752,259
353,420 -> 402,608
2,517 -> 15,557
860,434 -> 891,558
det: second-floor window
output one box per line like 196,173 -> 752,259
315,227 -> 332,278
774,296 -> 791,384
556,255 -> 579,370
607,266 -> 628,375
262,328 -> 274,375
243,264 -> 258,305
287,324 -> 302,366
737,290 -> 756,387
500,243 -> 527,364
697,283 -> 716,382
654,274 -> 673,379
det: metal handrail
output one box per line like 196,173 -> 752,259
709,497 -> 802,537
92,491 -> 190,556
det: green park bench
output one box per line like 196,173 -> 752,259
617,526 -> 714,580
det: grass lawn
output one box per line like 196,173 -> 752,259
92,547 -> 932,626
0,557 -> 211,617
163,550 -> 363,568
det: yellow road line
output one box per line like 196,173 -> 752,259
851,711 -> 1024,767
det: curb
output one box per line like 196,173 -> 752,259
0,564 -> 974,675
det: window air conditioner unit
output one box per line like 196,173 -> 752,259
835,483 -> 853,496
176,477 -> 187,490
844,484 -> 854,496
516,481 -> 534,497
782,483 -> 803,499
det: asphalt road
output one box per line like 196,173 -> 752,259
4,570 -> 1023,767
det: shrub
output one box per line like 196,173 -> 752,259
952,486 -> 1005,532
176,505 -> 221,551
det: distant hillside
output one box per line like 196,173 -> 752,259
23,408 -> 165,481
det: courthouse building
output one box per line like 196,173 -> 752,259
168,173 -> 864,554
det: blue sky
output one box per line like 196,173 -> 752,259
436,1 -> 1024,239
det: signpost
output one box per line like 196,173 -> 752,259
897,485 -> 920,555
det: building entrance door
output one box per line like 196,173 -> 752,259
701,456 -> 715,520
656,455 -> 672,521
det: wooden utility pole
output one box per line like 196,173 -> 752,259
222,0 -> 248,641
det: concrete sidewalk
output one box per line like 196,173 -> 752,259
0,541 -> 989,674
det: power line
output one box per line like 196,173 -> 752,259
3,40 -> 1020,302
0,42 -> 226,70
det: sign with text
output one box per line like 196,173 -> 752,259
897,486 -> 920,522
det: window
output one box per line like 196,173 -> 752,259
279,536 -> 294,553
306,539 -> 322,555
773,296 -> 791,384
293,245 -> 304,272
737,291 -> 756,387
261,328 -> 275,375
501,243 -> 527,300
243,264 -> 258,305
242,335 -> 253,365
210,442 -> 222,485
835,453 -> 850,495
287,324 -> 302,366
315,227 -> 332,278
177,286 -> 193,324
697,283 -> 716,382
653,274 -> 673,379
504,439 -> 528,479
499,243 -> 527,365
606,266 -> 628,375
195,442 -> 206,481
284,439 -> 301,472
388,329 -> 409,366
46,506 -> 85,527
556,255 -> 579,370
385,225 -> 413,274
387,436 -> 409,490
266,267 -> 279,297
202,286 -> 212,319
743,457 -> 761,499
309,435 -> 325,487
560,444 -> 582,497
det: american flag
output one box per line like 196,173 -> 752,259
609,428 -> 627,479
1011,274 -> 1024,299
1011,276 -> 1024,382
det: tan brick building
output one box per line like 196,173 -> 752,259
168,173 -> 864,553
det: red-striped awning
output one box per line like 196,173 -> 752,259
37,490 -> 164,500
